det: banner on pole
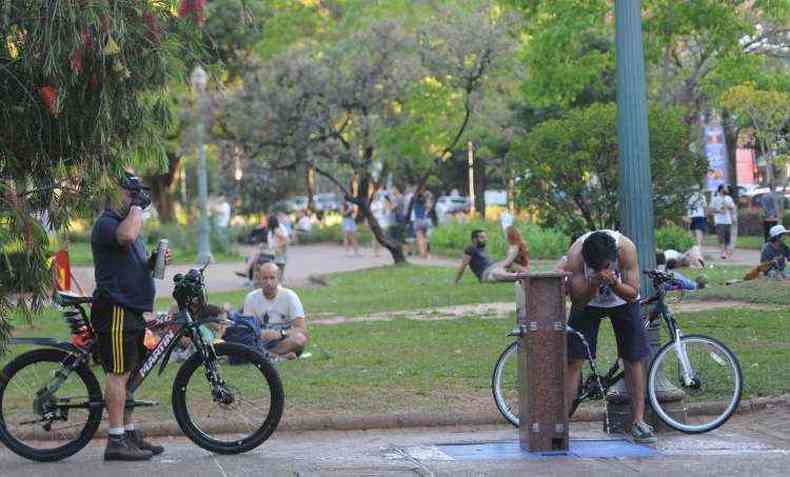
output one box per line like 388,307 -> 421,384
703,125 -> 729,191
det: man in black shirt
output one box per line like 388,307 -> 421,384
90,173 -> 171,461
455,230 -> 495,283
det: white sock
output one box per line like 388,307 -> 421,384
124,423 -> 135,432
109,427 -> 125,437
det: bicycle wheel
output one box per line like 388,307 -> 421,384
648,334 -> 742,433
172,342 -> 284,454
492,341 -> 519,427
0,349 -> 103,462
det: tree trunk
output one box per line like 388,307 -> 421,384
144,153 -> 180,223
306,166 -> 316,211
722,109 -> 740,202
474,157 -> 486,219
358,198 -> 407,264
355,173 -> 370,224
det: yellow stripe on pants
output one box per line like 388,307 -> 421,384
118,307 -> 124,373
112,307 -> 118,374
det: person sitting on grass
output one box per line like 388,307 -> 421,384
760,225 -> 790,281
242,262 -> 309,360
453,229 -> 527,285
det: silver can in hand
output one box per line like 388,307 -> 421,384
152,239 -> 169,279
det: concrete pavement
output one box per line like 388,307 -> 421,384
2,402 -> 790,476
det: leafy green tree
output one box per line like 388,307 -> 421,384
721,82 -> 790,216
509,103 -> 708,236
226,2 -> 517,263
0,1 -> 196,349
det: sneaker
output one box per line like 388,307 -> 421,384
127,429 -> 164,455
630,421 -> 657,444
104,434 -> 153,461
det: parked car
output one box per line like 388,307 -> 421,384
315,192 -> 340,212
435,195 -> 471,222
746,187 -> 790,209
292,195 -> 309,210
271,199 -> 298,214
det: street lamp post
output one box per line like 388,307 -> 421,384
191,65 -> 213,265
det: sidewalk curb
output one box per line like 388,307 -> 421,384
113,394 -> 788,439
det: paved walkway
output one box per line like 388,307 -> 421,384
700,245 -> 760,266
2,403 -> 789,476
71,244 -> 459,297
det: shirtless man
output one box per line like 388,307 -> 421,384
564,230 -> 656,443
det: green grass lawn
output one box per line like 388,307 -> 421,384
4,306 -> 788,423
2,263 -> 786,427
191,265 -> 524,316
62,241 -> 243,267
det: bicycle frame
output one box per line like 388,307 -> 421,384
571,280 -> 695,403
126,308 -> 212,393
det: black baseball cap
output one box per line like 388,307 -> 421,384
120,172 -> 150,192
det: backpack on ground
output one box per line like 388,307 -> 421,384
221,312 -> 263,364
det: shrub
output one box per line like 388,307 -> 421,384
655,224 -> 694,251
736,209 -> 764,236
430,219 -> 568,259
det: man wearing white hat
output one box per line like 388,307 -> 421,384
760,225 -> 790,280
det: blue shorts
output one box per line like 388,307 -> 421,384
567,302 -> 649,362
342,218 -> 357,233
690,217 -> 706,232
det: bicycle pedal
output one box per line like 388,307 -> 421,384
125,399 -> 159,408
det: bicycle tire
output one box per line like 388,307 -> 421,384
492,341 -> 519,427
172,342 -> 284,454
648,334 -> 742,434
0,349 -> 103,462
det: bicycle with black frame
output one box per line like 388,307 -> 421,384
492,269 -> 743,433
0,264 -> 284,462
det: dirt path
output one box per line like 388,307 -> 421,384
70,243 -> 459,296
309,300 -> 783,326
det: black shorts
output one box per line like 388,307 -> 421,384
690,216 -> 706,232
91,301 -> 146,375
716,224 -> 731,245
567,302 -> 648,362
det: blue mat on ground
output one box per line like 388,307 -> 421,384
435,439 -> 660,460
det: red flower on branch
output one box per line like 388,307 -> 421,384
178,0 -> 207,26
38,85 -> 60,116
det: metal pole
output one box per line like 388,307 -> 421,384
615,0 -> 655,281
193,66 -> 213,265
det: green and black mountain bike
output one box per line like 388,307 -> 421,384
0,265 -> 284,462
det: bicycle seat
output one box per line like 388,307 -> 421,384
54,291 -> 94,307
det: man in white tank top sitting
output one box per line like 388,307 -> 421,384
564,230 -> 656,444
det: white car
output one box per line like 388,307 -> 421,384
435,195 -> 471,222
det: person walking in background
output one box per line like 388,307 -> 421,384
340,197 -> 360,256
413,184 -> 432,259
267,214 -> 290,280
757,192 -> 780,242
728,193 -> 739,257
214,196 -> 232,251
710,185 -> 735,259
370,190 -> 390,257
685,185 -> 707,250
